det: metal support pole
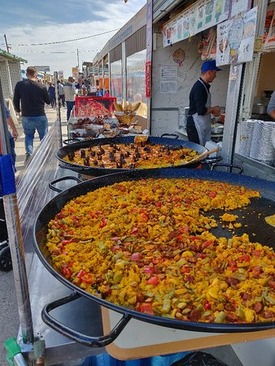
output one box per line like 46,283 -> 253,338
146,0 -> 153,132
102,59 -> 104,91
108,52 -> 112,95
77,48 -> 80,69
107,52 -> 111,92
54,71 -> 62,147
4,34 -> 10,53
122,42 -> 127,103
0,79 -> 34,346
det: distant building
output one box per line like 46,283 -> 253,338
0,49 -> 27,98
82,61 -> 93,79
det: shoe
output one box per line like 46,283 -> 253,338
25,153 -> 31,163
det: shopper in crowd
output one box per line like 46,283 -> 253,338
267,91 -> 275,120
57,80 -> 65,107
186,60 -> 221,146
104,89 -> 110,97
48,82 -> 56,108
13,66 -> 50,159
82,84 -> 88,96
63,77 -> 76,121
96,88 -> 104,97
0,104 -> 18,165
89,84 -> 97,96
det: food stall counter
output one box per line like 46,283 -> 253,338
102,307 -> 275,361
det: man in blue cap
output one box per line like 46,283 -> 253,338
187,60 -> 221,146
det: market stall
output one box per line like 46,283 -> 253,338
150,0 -> 231,155
1,2 -> 275,366
67,93 -> 150,143
93,5 -> 149,130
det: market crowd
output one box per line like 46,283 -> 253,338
1,66 -> 109,164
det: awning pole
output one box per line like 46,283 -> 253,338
54,71 -> 62,147
0,77 -> 34,346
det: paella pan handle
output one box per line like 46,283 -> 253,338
210,163 -> 243,174
160,133 -> 179,139
42,292 -> 131,347
49,176 -> 82,193
201,156 -> 222,169
63,138 -> 82,145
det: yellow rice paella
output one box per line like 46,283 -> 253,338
46,178 -> 275,323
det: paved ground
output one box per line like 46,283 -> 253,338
0,106 -> 65,365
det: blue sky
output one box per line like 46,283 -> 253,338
0,0 -> 146,76
0,0 -> 116,27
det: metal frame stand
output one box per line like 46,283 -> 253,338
54,71 -> 63,148
0,79 -> 36,365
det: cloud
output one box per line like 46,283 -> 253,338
0,0 -> 146,77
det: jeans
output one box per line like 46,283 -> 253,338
50,96 -> 56,108
66,101 -> 75,121
22,115 -> 48,155
59,95 -> 65,107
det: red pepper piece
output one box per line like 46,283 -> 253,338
61,266 -> 72,279
139,302 -> 154,314
100,218 -> 107,228
147,276 -> 159,285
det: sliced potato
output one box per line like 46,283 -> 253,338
265,214 -> 275,227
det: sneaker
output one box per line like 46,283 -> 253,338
25,153 -> 31,163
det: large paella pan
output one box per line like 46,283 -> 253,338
34,168 -> 275,341
56,135 -> 210,176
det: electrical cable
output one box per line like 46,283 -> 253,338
8,28 -> 120,47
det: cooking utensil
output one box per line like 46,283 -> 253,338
180,147 -> 220,166
56,135 -> 208,176
34,168 -> 275,346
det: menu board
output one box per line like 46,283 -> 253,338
159,65 -> 178,94
230,0 -> 251,17
216,7 -> 257,66
162,0 -> 230,47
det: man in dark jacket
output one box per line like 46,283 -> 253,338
13,66 -> 50,158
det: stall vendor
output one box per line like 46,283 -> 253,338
267,91 -> 275,120
187,60 -> 221,146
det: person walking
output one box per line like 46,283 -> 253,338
13,66 -> 50,159
57,80 -> 65,107
48,82 -> 56,108
63,77 -> 76,121
89,84 -> 97,96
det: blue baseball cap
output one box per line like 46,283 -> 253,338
201,60 -> 221,73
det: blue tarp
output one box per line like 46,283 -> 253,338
82,352 -> 189,366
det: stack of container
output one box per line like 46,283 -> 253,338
237,120 -> 275,166
237,120 -> 255,157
